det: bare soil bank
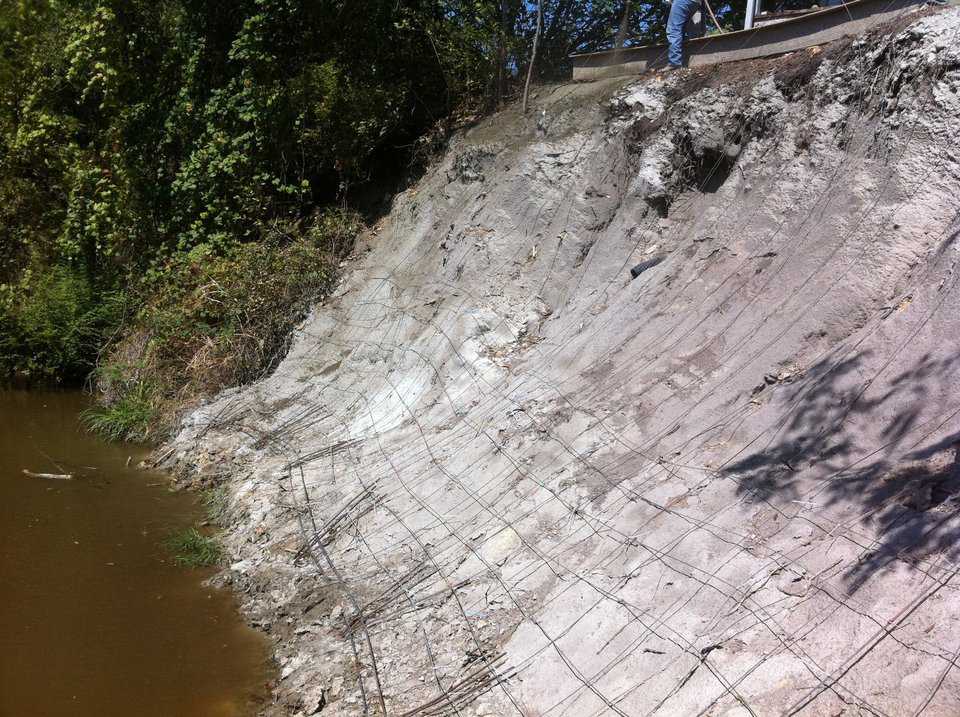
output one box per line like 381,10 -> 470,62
166,8 -> 960,715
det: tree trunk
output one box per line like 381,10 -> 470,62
522,0 -> 543,114
616,0 -> 632,49
497,0 -> 509,107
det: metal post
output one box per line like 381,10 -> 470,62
744,0 -> 757,29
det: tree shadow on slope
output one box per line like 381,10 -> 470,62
721,349 -> 960,591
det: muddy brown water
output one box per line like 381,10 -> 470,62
0,389 -> 272,716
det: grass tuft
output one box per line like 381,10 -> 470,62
163,528 -> 222,568
201,485 -> 230,525
81,381 -> 156,442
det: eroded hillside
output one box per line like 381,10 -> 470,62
169,9 -> 960,715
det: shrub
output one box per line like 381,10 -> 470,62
92,208 -> 363,435
0,266 -> 126,382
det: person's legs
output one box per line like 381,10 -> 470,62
666,0 -> 700,67
666,2 -> 686,67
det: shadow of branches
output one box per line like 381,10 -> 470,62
721,348 -> 960,591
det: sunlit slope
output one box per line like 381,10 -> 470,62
173,10 -> 960,715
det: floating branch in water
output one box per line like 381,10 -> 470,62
22,469 -> 73,481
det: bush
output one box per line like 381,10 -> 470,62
0,266 -> 125,382
92,208 -> 363,435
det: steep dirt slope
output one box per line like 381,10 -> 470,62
170,9 -> 960,716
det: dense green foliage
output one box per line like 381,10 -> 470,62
0,0 -> 745,430
0,266 -> 125,379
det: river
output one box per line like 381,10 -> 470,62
0,389 -> 272,716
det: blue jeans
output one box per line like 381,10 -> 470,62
667,0 -> 701,67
